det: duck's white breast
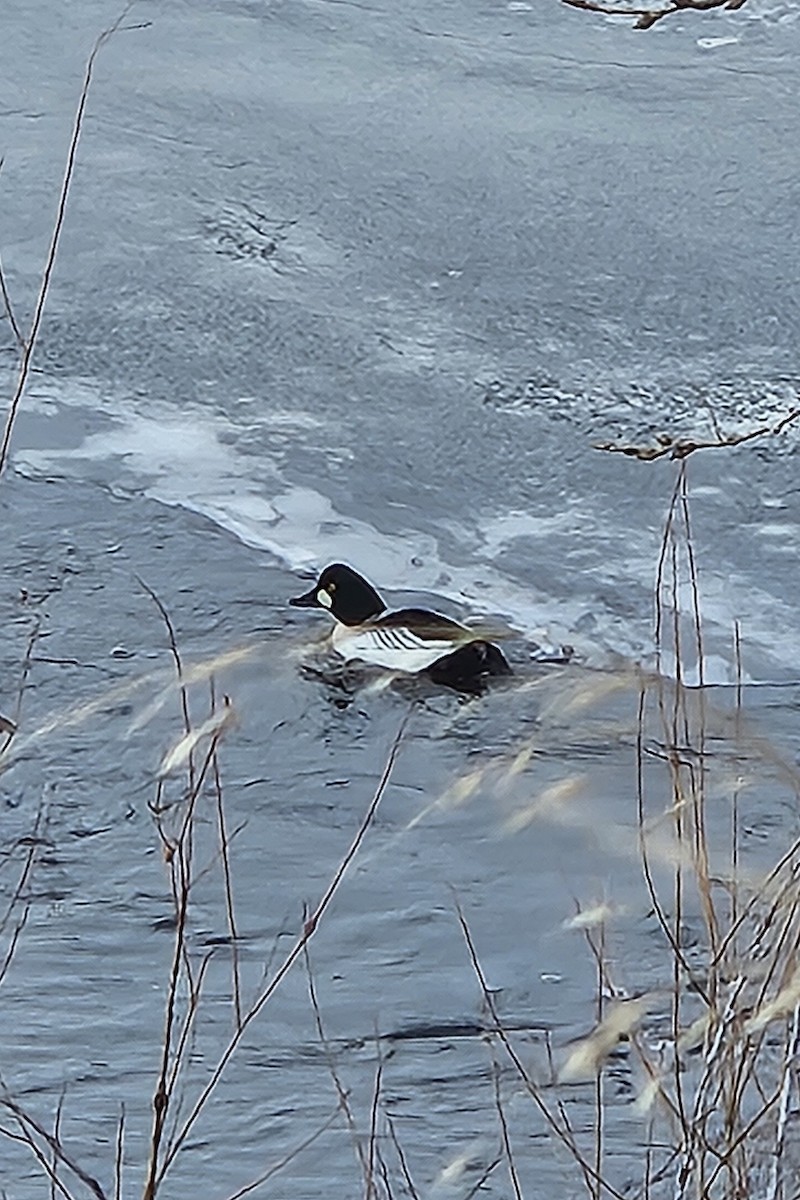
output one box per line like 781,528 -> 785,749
331,621 -> 459,672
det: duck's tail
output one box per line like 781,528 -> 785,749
427,640 -> 512,695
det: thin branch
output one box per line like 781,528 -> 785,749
1,617 -> 43,757
155,710 -> 411,1187
0,1093 -> 107,1200
0,1116 -> 78,1200
50,1087 -> 66,1200
303,939 -> 368,1183
212,718 -> 241,1029
144,729 -> 226,1200
0,158 -> 26,352
114,1105 -> 125,1200
385,1115 -> 420,1200
137,576 -> 193,742
491,1058 -> 524,1200
453,897 -> 626,1200
0,7 -> 148,478
594,404 -> 800,462
0,253 -> 25,352
365,1043 -> 383,1200
461,1154 -> 504,1200
220,1105 -> 342,1200
562,0 -> 751,32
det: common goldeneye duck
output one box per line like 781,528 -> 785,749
290,563 -> 511,692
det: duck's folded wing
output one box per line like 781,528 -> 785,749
334,609 -> 470,672
375,608 -> 470,641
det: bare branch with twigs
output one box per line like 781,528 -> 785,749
561,0 -> 750,32
595,404 -> 800,462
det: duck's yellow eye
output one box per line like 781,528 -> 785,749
328,580 -> 337,592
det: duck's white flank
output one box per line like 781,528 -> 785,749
331,621 -> 465,672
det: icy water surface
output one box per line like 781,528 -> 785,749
2,0 -> 800,1195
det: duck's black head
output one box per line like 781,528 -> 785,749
289,563 -> 386,626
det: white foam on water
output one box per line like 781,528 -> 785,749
10,393 -> 596,653
11,380 -> 800,681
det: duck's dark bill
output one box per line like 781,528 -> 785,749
290,587 -> 320,608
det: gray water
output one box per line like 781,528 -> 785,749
2,0 -> 800,1195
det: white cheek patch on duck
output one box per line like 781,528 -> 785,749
317,588 -> 333,609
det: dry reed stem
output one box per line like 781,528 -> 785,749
0,1121 -> 78,1200
114,1106 -> 125,1200
768,1003 -> 800,1200
152,711 -> 411,1192
632,451 -> 800,1195
0,618 -> 43,759
138,576 -> 195,785
0,804 -> 45,991
144,725 -> 226,1199
0,1090 -> 107,1200
212,735 -> 242,1029
0,251 -> 25,353
220,1105 -> 343,1200
0,7 -> 149,478
459,1154 -> 504,1200
490,1055 -> 524,1200
593,922 -> 604,1200
142,581 -> 237,1200
303,940 -> 369,1186
365,1040 -> 383,1200
49,1087 -> 66,1200
453,896 -> 626,1200
385,1114 -> 420,1200
0,158 -> 26,352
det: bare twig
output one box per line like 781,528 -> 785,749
0,158 -> 26,352
0,7 -> 148,478
144,730 -> 227,1200
49,1087 -> 66,1200
460,1153 -> 504,1200
0,1091 -> 107,1200
1,617 -> 43,757
211,683 -> 241,1029
594,404 -> 800,462
303,939 -> 368,1184
137,576 -> 194,744
221,1105 -> 343,1200
491,1058 -> 523,1200
114,1105 -> 125,1200
563,0 -> 751,32
453,896 -> 626,1200
154,711 -> 411,1190
385,1115 -> 420,1200
0,254 -> 25,352
365,1041 -> 383,1200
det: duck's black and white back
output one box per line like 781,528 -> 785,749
290,563 -> 511,690
331,606 -> 475,673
